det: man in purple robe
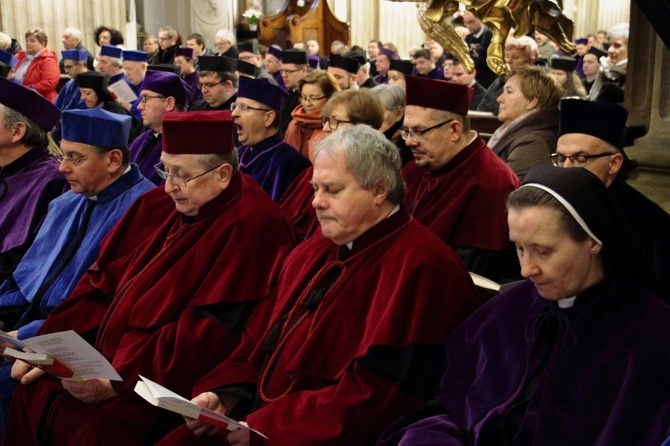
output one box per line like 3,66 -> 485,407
130,69 -> 189,184
233,76 -> 311,201
0,77 -> 67,283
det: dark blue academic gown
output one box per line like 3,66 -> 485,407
237,132 -> 311,201
129,129 -> 164,185
54,78 -> 86,111
0,164 -> 153,435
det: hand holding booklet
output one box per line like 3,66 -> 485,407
0,330 -> 121,382
134,375 -> 267,439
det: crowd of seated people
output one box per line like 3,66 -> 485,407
0,14 -> 668,446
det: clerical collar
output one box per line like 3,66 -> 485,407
558,296 -> 576,308
474,26 -> 486,39
153,132 -> 161,139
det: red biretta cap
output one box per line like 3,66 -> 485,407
162,110 -> 235,154
405,75 -> 474,116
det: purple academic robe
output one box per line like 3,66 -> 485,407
0,147 -> 67,281
378,278 -> 670,446
272,70 -> 287,91
237,132 -> 311,201
182,71 -> 203,105
129,129 -> 163,185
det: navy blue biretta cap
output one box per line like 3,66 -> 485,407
282,49 -> 308,65
122,50 -> 148,62
329,54 -> 360,74
61,50 -> 87,62
175,47 -> 195,59
100,45 -> 123,59
62,108 -> 131,148
143,70 -> 189,107
0,77 -> 60,130
198,55 -> 237,73
237,40 -> 260,55
237,76 -> 287,110
559,99 -> 628,151
236,60 -> 261,78
0,50 -> 18,69
389,59 -> 414,75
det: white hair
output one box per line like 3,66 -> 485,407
215,29 -> 236,45
607,23 -> 629,42
63,27 -> 83,42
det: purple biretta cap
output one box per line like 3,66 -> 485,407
237,76 -> 287,111
267,45 -> 282,61
142,70 -> 189,107
62,108 -> 132,148
0,77 -> 60,130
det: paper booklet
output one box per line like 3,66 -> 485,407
134,375 -> 267,439
0,330 -> 122,382
107,79 -> 138,103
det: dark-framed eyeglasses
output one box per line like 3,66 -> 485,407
154,163 -> 223,187
63,64 -> 76,70
550,152 -> 616,167
400,119 -> 456,142
230,102 -> 271,113
300,94 -> 326,104
139,94 -> 166,104
322,116 -> 354,130
197,81 -> 224,90
55,154 -> 90,166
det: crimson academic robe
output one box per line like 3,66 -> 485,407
238,132 -> 311,201
278,166 -> 317,240
159,206 -> 479,445
402,134 -> 520,282
378,278 -> 670,446
4,173 -> 296,446
0,147 -> 67,282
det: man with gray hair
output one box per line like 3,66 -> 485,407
0,77 -> 67,283
214,29 -> 238,59
159,124 -> 479,445
59,27 -> 94,73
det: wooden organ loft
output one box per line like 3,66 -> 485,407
257,0 -> 350,50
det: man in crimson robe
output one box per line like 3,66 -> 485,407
401,75 -> 521,283
0,77 -> 67,284
3,110 -> 296,445
156,124 -> 480,446
233,76 -> 310,201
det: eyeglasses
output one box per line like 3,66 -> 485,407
300,94 -> 326,104
322,116 -> 354,130
400,119 -> 456,142
231,102 -> 271,113
550,152 -> 615,167
280,67 -> 303,74
63,64 -> 75,70
139,94 -> 166,104
197,81 -> 224,90
154,163 -> 223,187
55,154 -> 89,166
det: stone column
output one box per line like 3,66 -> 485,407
625,1 -> 670,211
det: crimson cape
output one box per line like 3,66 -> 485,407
159,207 -> 479,445
402,134 -> 520,281
4,173 -> 296,446
278,166 -> 317,240
378,278 -> 670,446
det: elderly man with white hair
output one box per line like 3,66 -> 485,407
59,27 -> 94,73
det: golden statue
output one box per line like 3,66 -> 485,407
388,0 -> 576,76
